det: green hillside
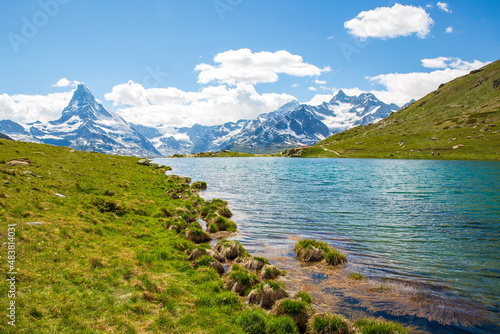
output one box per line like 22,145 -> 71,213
298,59 -> 500,160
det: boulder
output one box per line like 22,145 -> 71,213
6,159 -> 31,166
248,283 -> 288,309
136,159 -> 151,166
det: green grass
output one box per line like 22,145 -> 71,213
294,291 -> 312,304
0,140 -> 250,333
297,60 -> 500,160
350,272 -> 364,280
266,316 -> 299,334
294,239 -> 347,265
310,313 -> 350,334
354,318 -> 409,334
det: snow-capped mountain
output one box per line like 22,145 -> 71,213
1,86 -> 399,156
1,84 -> 160,157
134,90 -> 400,154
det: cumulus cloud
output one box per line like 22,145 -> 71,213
368,58 -> 490,106
445,26 -> 453,33
0,91 -> 73,123
195,48 -> 330,85
437,2 -> 452,13
344,4 -> 434,40
52,78 -> 80,88
105,80 -> 296,127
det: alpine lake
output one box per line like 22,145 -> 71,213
155,157 -> 500,334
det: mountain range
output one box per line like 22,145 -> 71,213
1,84 -> 400,156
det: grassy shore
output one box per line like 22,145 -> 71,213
0,139 -> 408,333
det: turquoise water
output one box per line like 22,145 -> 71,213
155,157 -> 500,332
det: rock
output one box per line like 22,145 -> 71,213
453,144 -> 465,149
243,258 -> 266,271
248,283 -> 288,309
6,159 -> 31,166
188,249 -> 204,261
185,229 -> 211,244
282,147 -> 304,157
136,159 -> 151,166
206,249 -> 226,263
296,246 -> 325,262
260,265 -> 281,280
27,222 -> 43,226
55,193 -> 66,198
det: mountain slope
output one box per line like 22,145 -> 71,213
0,132 -> 13,140
297,60 -> 500,160
2,85 -> 161,157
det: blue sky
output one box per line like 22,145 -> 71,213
1,0 -> 499,127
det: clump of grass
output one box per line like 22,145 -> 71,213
252,256 -> 270,265
294,239 -> 347,265
225,264 -> 260,295
237,309 -> 267,334
309,313 -> 350,334
354,317 -> 409,334
191,181 -> 207,190
266,316 -> 299,334
207,223 -> 219,233
272,298 -> 315,333
350,272 -> 364,280
294,290 -> 312,304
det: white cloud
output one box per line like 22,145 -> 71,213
315,80 -> 326,85
437,2 -> 452,13
344,4 -> 434,40
105,80 -> 296,127
421,57 -> 487,70
0,91 -> 73,123
308,87 -> 317,91
327,35 -> 335,40
368,58 -> 490,106
52,78 -> 79,87
445,26 -> 453,33
291,83 -> 300,88
195,48 -> 330,85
